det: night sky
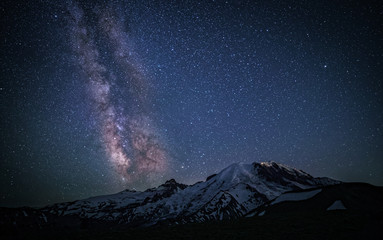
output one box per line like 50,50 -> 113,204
1,0 -> 382,207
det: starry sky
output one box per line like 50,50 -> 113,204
1,0 -> 382,207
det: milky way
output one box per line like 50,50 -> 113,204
67,1 -> 168,184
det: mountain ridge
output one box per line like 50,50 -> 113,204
0,161 -> 340,229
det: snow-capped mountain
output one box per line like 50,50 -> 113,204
39,161 -> 339,226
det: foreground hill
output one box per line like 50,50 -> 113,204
247,182 -> 383,217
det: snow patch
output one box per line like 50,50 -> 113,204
327,200 -> 346,210
258,211 -> 265,216
41,213 -> 47,223
245,212 -> 256,217
272,189 -> 322,205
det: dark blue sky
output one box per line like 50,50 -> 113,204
1,0 -> 382,207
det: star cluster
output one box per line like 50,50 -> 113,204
0,0 -> 382,207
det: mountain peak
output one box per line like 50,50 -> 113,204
205,161 -> 338,192
165,178 -> 177,184
255,161 -> 288,168
157,178 -> 188,191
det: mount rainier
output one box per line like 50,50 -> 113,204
29,161 -> 339,227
